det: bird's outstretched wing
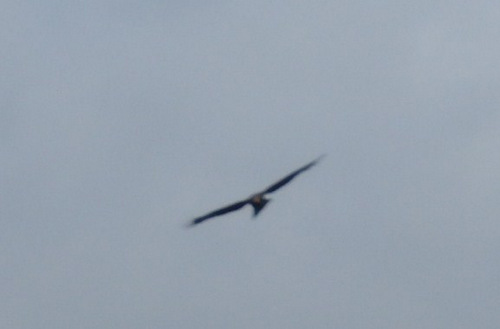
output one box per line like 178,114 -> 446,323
188,199 -> 249,226
262,155 -> 325,194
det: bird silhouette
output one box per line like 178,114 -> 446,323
187,155 -> 325,227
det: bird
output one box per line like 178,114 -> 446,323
187,155 -> 325,227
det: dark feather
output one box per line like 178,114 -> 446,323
263,155 -> 325,194
188,200 -> 249,226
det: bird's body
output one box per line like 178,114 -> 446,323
187,155 -> 324,227
249,193 -> 270,217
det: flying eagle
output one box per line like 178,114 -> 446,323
187,155 -> 324,227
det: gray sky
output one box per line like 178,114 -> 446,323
2,1 -> 500,328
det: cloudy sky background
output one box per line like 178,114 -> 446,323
2,1 -> 500,328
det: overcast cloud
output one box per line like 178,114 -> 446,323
1,1 -> 500,328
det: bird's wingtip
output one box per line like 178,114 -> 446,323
315,154 -> 327,163
184,220 -> 197,228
